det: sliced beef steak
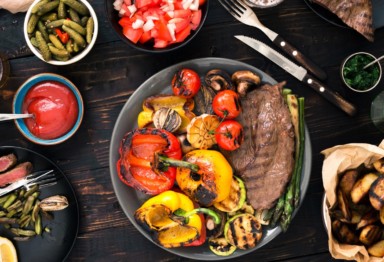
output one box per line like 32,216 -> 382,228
225,82 -> 295,210
0,162 -> 33,187
312,0 -> 374,41
0,153 -> 17,173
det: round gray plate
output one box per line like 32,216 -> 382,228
109,57 -> 313,260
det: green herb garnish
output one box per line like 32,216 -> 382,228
343,54 -> 380,91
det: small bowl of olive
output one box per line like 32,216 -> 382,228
341,52 -> 382,93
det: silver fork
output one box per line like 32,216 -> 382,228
218,0 -> 327,81
0,170 -> 57,196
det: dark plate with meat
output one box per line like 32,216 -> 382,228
109,57 -> 312,260
304,0 -> 384,30
0,146 -> 79,262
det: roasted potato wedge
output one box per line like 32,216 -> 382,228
368,239 -> 384,257
359,224 -> 382,246
351,173 -> 379,204
356,209 -> 379,230
332,220 -> 359,244
369,176 -> 384,210
339,169 -> 359,196
380,206 -> 384,225
373,158 -> 384,174
337,189 -> 351,221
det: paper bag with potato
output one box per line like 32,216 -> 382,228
322,141 -> 384,262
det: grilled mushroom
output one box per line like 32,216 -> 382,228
153,107 -> 182,133
232,70 -> 261,96
205,69 -> 234,91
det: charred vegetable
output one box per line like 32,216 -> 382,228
134,191 -> 220,248
193,84 -> 216,115
205,69 -> 233,91
152,107 -> 182,133
213,176 -> 246,213
186,114 -> 220,149
231,70 -> 261,96
224,213 -> 262,249
350,173 -> 378,204
369,175 -> 384,210
117,128 -> 182,195
208,237 -> 236,256
137,95 -> 196,133
175,150 -> 233,206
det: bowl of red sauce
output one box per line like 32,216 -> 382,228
13,73 -> 84,145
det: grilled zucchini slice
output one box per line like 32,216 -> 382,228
208,237 -> 236,256
214,176 -> 246,213
224,213 -> 262,250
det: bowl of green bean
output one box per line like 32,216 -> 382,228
24,0 -> 98,65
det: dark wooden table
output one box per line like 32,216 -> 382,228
0,0 -> 383,261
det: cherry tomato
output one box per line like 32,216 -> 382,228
172,68 -> 201,98
215,120 -> 244,151
212,90 -> 241,119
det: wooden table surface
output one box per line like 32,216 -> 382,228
1,0 -> 384,261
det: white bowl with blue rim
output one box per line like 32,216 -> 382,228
13,73 -> 84,145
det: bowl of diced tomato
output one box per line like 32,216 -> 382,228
106,0 -> 209,53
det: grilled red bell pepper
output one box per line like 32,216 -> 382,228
117,128 -> 182,195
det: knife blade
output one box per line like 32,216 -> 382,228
235,35 -> 357,116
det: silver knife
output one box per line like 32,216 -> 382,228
235,35 -> 357,116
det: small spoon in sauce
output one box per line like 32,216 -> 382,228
0,114 -> 33,122
363,55 -> 384,69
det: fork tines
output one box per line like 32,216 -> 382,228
26,170 -> 57,189
218,0 -> 247,18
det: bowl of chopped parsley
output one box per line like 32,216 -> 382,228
341,52 -> 382,92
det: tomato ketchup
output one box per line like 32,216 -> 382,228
22,81 -> 78,140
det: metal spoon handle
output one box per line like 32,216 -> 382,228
0,114 -> 33,122
363,55 -> 384,69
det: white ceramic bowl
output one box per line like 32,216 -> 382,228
341,52 -> 382,93
24,0 -> 98,65
13,73 -> 84,145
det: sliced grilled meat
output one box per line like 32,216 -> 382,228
0,162 -> 33,187
0,153 -> 17,173
224,82 -> 295,210
312,0 -> 374,41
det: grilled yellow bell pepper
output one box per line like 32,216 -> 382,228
137,95 -> 195,133
176,150 -> 233,206
135,190 -> 220,248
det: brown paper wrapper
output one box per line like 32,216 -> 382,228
321,140 -> 384,262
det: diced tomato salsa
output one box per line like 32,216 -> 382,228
113,0 -> 206,48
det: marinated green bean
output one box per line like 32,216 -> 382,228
86,16 -> 94,44
49,45 -> 70,57
81,16 -> 89,27
36,0 -> 60,16
63,19 -> 86,35
62,25 -> 85,47
27,14 -> 39,34
68,8 -> 81,24
49,34 -> 65,49
36,31 -> 52,61
31,0 -> 49,14
58,1 -> 66,19
41,12 -> 58,22
3,194 -> 17,209
62,0 -> 89,16
46,19 -> 65,29
38,21 -> 49,42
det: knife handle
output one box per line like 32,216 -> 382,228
273,35 -> 327,81
303,74 -> 357,116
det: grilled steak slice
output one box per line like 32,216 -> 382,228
0,153 -> 17,173
225,82 -> 295,210
312,0 -> 374,41
0,162 -> 33,187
